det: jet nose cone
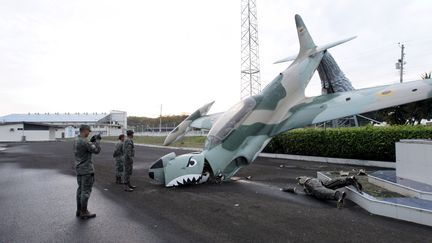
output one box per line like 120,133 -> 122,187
148,152 -> 176,185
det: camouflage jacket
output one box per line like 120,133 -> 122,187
123,138 -> 135,161
73,135 -> 101,175
113,141 -> 124,159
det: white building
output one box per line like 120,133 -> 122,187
0,122 -> 58,142
0,110 -> 127,141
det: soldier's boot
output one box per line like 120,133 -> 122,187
347,176 -> 363,193
124,186 -> 134,192
80,208 -> 96,219
124,182 -> 134,192
76,202 -> 81,217
115,176 -> 121,184
127,182 -> 137,189
281,187 -> 296,193
336,191 -> 346,209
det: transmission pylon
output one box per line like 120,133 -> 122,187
240,0 -> 261,99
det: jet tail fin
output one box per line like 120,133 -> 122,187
274,15 -> 356,64
273,15 -> 315,64
295,14 -> 316,55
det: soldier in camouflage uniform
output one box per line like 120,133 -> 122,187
123,130 -> 136,192
282,175 -> 362,208
73,124 -> 101,219
113,134 -> 125,184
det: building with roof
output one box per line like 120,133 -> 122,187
0,110 -> 127,141
0,122 -> 59,142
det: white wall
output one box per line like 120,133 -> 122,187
396,140 -> 432,186
88,125 -> 123,137
65,126 -> 76,138
0,124 -> 25,142
49,128 -> 56,140
23,130 -> 52,141
0,123 -> 56,142
110,110 -> 127,128
107,126 -> 123,136
55,128 -> 65,139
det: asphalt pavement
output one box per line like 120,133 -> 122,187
0,141 -> 431,243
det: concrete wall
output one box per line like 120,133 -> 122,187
55,128 -> 66,139
396,140 -> 432,186
49,128 -> 55,140
0,124 -> 25,142
107,126 -> 123,136
88,125 -> 123,137
23,130 -> 52,141
0,123 -> 56,142
110,110 -> 127,128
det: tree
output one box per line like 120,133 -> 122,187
127,115 -> 188,128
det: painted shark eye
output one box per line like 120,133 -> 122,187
187,157 -> 197,167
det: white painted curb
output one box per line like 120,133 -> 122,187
318,172 -> 432,227
259,153 -> 395,169
368,175 -> 432,201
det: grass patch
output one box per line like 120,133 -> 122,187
103,135 -> 205,148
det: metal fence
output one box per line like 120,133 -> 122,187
128,124 -> 208,137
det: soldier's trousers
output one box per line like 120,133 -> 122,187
76,174 -> 94,210
322,177 -> 353,190
304,178 -> 339,201
123,159 -> 133,183
115,158 -> 124,177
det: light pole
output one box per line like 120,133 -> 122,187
396,43 -> 405,83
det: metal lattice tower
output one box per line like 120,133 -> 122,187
240,0 -> 261,99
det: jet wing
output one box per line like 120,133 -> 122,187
272,79 -> 432,136
190,112 -> 224,130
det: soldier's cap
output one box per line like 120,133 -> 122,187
126,130 -> 134,136
79,124 -> 92,132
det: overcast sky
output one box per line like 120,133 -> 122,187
1,0 -> 432,117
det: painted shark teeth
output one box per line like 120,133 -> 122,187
167,174 -> 205,187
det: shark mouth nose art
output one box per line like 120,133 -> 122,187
166,174 -> 207,187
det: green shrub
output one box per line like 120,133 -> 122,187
264,126 -> 432,161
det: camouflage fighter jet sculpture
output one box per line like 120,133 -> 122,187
149,14 -> 432,187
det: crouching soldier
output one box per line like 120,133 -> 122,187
282,175 -> 363,208
74,125 -> 101,219
113,134 -> 125,184
123,130 -> 136,192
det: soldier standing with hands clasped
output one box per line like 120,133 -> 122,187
123,130 -> 136,192
73,124 -> 101,219
113,134 -> 125,184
